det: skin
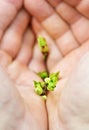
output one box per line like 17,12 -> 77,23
24,0 -> 89,130
0,0 -> 47,130
0,0 -> 89,130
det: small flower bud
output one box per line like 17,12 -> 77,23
38,36 -> 49,59
44,77 -> 50,83
35,86 -> 43,95
42,95 -> 47,100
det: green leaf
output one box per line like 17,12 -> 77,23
50,72 -> 59,82
50,72 -> 59,79
38,36 -> 46,46
40,82 -> 46,88
38,71 -> 49,79
47,81 -> 56,91
34,81 -> 41,88
47,86 -> 55,91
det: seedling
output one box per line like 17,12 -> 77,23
34,36 -> 60,100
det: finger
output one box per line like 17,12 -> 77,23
64,0 -> 89,19
71,17 -> 89,43
56,2 -> 81,25
47,0 -> 61,7
41,13 -> 68,39
0,0 -> 23,39
58,3 -> 89,44
0,9 -> 30,59
77,0 -> 89,19
56,30 -> 79,55
51,39 -> 89,78
32,18 -> 62,71
0,50 -> 12,68
64,0 -> 81,7
16,29 -> 35,65
29,43 -> 46,73
24,0 -> 54,21
51,1 -> 89,44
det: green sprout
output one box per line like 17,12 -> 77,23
34,72 -> 59,100
33,36 -> 60,100
38,36 -> 49,59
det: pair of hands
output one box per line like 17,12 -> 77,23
1,0 -> 89,130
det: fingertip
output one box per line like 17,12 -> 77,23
47,0 -> 62,7
8,0 -> 23,9
24,0 -> 54,21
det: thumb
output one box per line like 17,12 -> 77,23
59,52 -> 89,130
0,67 -> 24,130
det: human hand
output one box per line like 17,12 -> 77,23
24,0 -> 89,130
0,1 -> 47,129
